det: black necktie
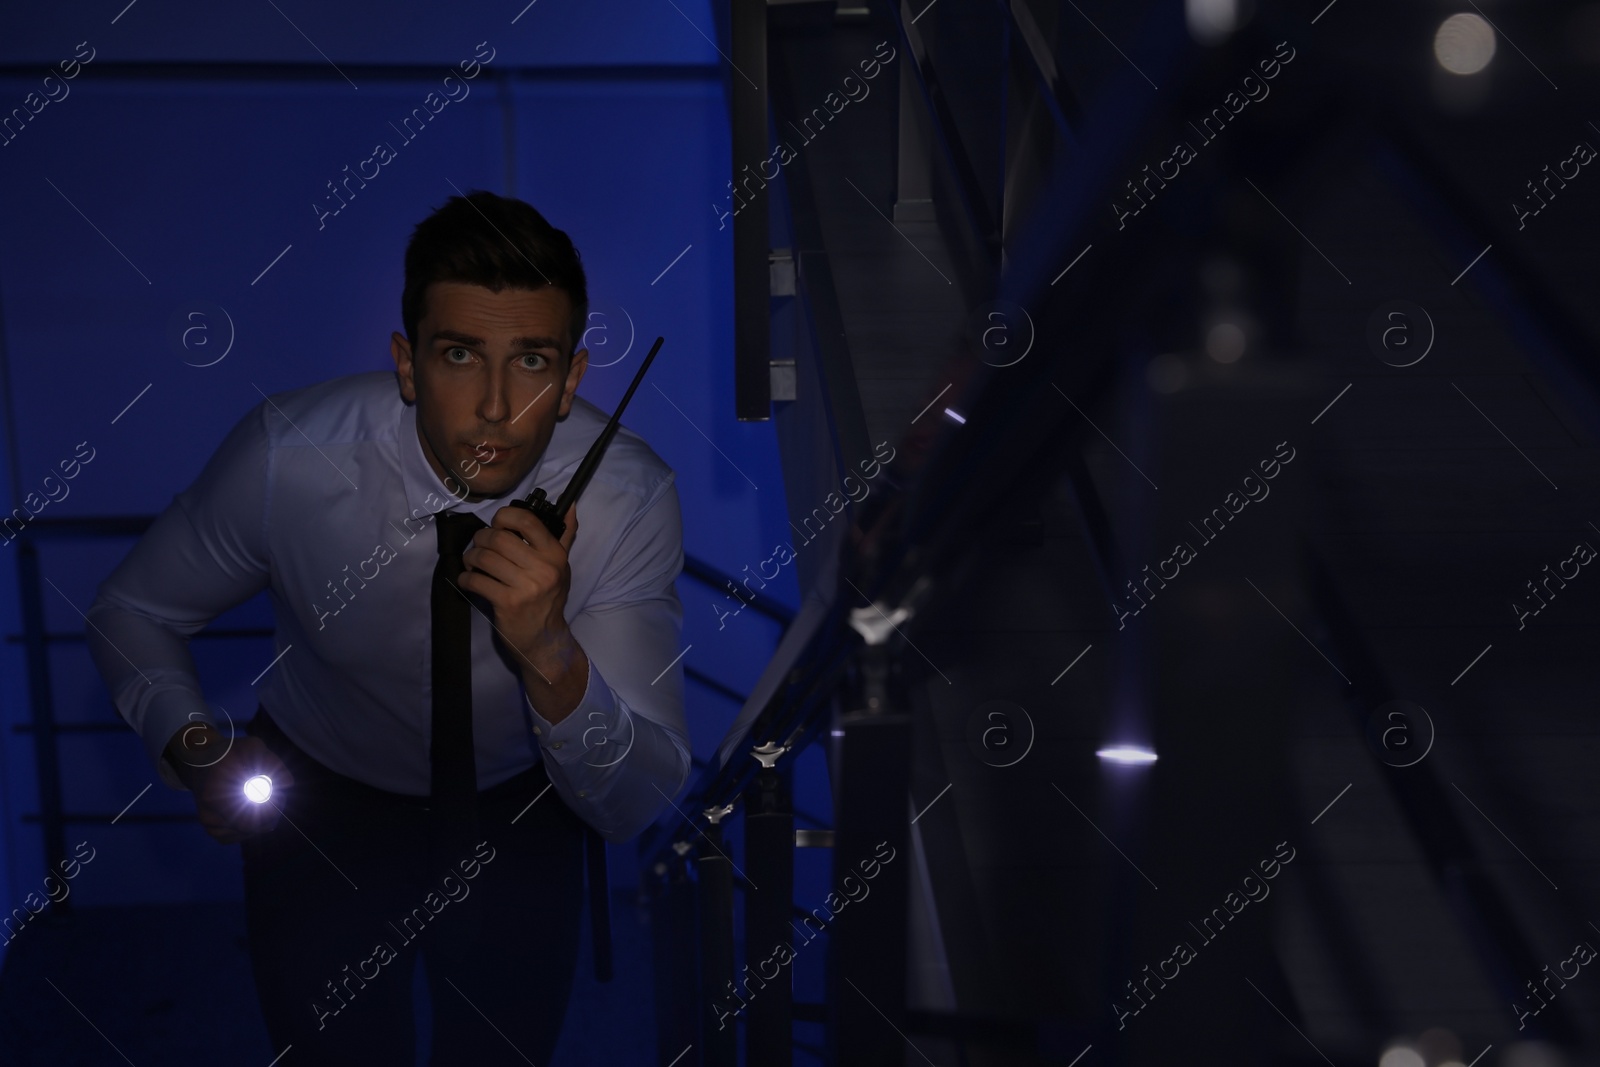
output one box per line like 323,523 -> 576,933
432,510 -> 486,839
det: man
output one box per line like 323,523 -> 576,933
85,191 -> 691,1064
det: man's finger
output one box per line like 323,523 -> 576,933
269,760 -> 296,790
469,526 -> 545,573
491,503 -> 558,549
461,543 -> 526,590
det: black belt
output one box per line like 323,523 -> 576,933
248,706 -> 612,982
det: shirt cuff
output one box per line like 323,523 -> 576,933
141,688 -> 218,790
523,655 -> 620,766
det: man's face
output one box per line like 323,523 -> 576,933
391,281 -> 588,502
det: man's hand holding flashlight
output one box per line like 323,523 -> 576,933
163,723 -> 296,845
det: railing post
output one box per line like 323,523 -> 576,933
743,743 -> 794,1066
16,534 -> 69,910
649,845 -> 699,1065
828,639 -> 912,1065
696,804 -> 738,1066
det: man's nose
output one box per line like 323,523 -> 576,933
478,364 -> 509,422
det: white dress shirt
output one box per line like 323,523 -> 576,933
85,370 -> 691,842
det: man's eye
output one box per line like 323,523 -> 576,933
446,347 -> 472,363
521,353 -> 548,370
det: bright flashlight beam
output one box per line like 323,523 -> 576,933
243,775 -> 273,804
1096,746 -> 1158,764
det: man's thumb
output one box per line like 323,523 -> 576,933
561,503 -> 578,550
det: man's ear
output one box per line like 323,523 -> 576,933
557,346 -> 588,417
391,331 -> 417,404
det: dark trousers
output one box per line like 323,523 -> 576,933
242,708 -> 586,1066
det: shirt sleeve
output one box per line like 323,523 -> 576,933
85,402 -> 273,789
523,472 -> 692,843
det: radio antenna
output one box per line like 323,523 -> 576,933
512,335 -> 665,539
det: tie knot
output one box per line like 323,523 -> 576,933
436,510 -> 484,557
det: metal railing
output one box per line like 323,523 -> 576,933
646,1 -> 1198,1062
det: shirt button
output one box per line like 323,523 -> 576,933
533,726 -> 542,736
552,741 -> 563,750
577,790 -> 587,798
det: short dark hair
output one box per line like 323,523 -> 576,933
401,190 -> 588,358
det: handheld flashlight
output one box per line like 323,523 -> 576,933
243,775 -> 273,805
